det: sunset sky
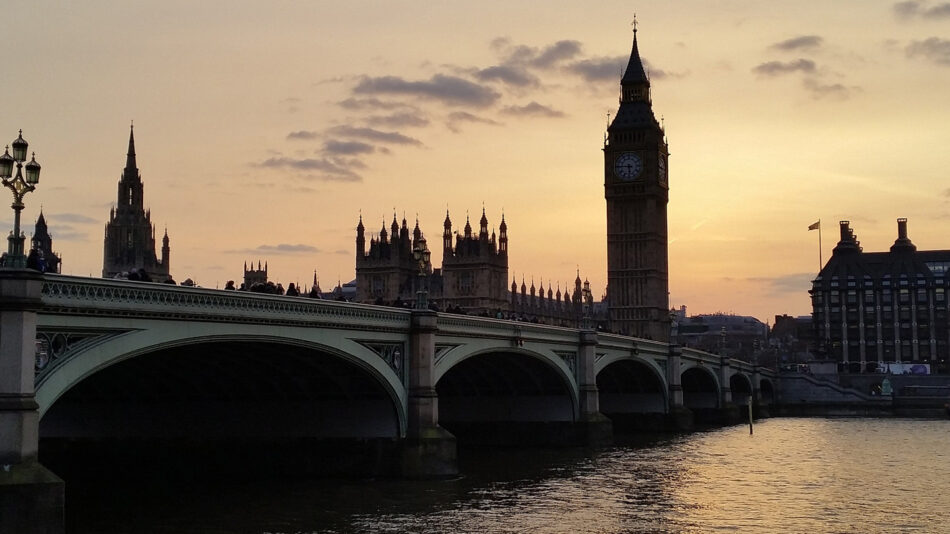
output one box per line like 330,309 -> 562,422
5,1 -> 950,321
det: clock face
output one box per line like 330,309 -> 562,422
614,152 -> 642,181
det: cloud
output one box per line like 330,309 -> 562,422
491,38 -> 583,69
565,55 -> 626,82
894,1 -> 950,19
51,213 -> 98,224
500,102 -> 566,118
231,244 -> 320,255
803,78 -> 857,100
322,140 -> 376,155
258,156 -> 362,181
474,65 -> 540,87
353,74 -> 500,107
445,111 -> 502,133
752,58 -> 817,76
905,37 -> 950,65
47,224 -> 88,241
327,125 -> 423,146
287,130 -> 319,140
770,35 -> 824,51
337,97 -> 415,111
365,112 -> 430,128
748,273 -> 816,294
530,40 -> 583,68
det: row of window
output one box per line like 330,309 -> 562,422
814,288 -> 946,306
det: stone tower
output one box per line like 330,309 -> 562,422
102,125 -> 171,281
31,210 -> 61,273
441,208 -> 508,313
604,24 -> 669,340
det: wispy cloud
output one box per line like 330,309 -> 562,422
338,97 -> 416,111
287,130 -> 319,140
446,111 -> 502,133
353,74 -> 500,107
327,125 -> 423,146
748,273 -> 815,294
474,65 -> 540,87
752,59 -> 817,76
230,244 -> 320,255
322,140 -> 377,156
564,56 -> 625,82
365,112 -> 430,128
803,78 -> 857,100
905,37 -> 950,65
258,156 -> 362,182
51,213 -> 98,224
500,102 -> 565,118
770,35 -> 824,51
894,0 -> 950,19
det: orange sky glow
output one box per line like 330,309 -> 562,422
5,1 -> 950,322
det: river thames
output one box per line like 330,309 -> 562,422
61,418 -> 950,533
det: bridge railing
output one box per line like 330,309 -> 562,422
39,274 -> 411,330
436,314 -> 581,344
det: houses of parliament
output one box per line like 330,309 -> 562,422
30,27 -> 672,338
355,26 -> 671,336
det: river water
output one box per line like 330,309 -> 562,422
62,418 -> 950,533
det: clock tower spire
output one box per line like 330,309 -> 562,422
604,23 -> 670,340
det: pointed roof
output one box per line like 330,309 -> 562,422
125,123 -> 137,172
621,24 -> 649,85
36,209 -> 47,229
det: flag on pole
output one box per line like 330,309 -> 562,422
808,220 -> 820,231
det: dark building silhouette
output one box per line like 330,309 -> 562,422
355,213 -> 432,304
31,211 -> 61,273
440,209 -> 508,312
604,25 -> 670,340
811,219 -> 950,373
102,126 -> 171,281
244,261 -> 268,288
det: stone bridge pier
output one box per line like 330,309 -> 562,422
401,310 -> 457,477
0,271 -> 64,534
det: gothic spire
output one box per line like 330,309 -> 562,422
621,17 -> 649,86
125,123 -> 137,173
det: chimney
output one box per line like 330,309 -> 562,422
890,217 -> 916,252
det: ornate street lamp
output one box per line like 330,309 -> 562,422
412,235 -> 430,310
0,130 -> 41,269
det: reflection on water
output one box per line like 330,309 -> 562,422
61,418 -> 950,533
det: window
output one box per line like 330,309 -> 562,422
899,289 -> 910,304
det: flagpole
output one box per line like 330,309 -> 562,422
818,218 -> 822,272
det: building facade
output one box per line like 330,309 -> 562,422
102,126 -> 171,282
440,209 -> 508,312
355,214 -> 432,305
811,219 -> 950,373
604,26 -> 670,340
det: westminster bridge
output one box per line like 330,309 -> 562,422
1,271 -> 774,532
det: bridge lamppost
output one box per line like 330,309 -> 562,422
0,130 -> 42,269
412,235 -> 430,310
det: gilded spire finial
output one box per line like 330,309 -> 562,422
632,13 -> 638,35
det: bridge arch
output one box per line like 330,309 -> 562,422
434,346 -> 578,444
597,355 -> 667,409
36,324 -> 407,439
681,365 -> 720,411
730,372 -> 754,406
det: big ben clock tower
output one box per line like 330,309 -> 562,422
604,23 -> 669,340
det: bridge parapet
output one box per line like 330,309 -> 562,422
40,274 -> 410,330
436,314 -> 579,344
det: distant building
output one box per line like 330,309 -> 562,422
440,209 -> 508,313
244,261 -> 268,289
771,314 -> 814,365
672,306 -> 769,363
811,219 -> 950,373
355,214 -> 432,305
102,126 -> 170,281
31,211 -> 61,273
